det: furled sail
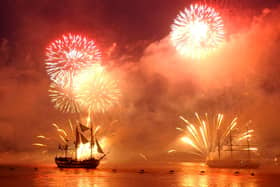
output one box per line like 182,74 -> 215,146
95,138 -> 104,154
80,123 -> 90,132
80,132 -> 89,144
75,123 -> 89,144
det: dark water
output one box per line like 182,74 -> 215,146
1,162 -> 280,187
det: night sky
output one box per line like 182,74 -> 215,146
0,0 -> 279,43
0,0 -> 278,65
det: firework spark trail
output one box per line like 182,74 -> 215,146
217,114 -> 224,129
32,143 -> 47,147
212,113 -> 223,151
181,136 -> 201,153
195,113 -> 209,149
52,123 -> 59,129
168,149 -> 177,153
94,126 -> 101,134
220,117 -> 238,145
36,135 -> 47,139
244,148 -> 258,151
139,153 -> 148,160
49,82 -> 80,113
170,4 -> 224,58
178,113 -> 257,159
188,125 -> 203,149
86,109 -> 92,127
33,121 -> 73,152
68,120 -> 74,136
52,123 -> 68,137
239,129 -> 254,138
57,129 -> 67,137
176,127 -> 184,131
59,135 -> 67,143
239,134 -> 252,141
73,65 -> 121,114
238,128 -> 255,141
180,116 -> 205,151
45,33 -> 101,86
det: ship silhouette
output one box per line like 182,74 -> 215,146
207,126 -> 260,169
55,123 -> 105,169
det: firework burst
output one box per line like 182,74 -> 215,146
45,33 -> 101,86
73,65 -> 121,113
170,4 -> 224,59
49,82 -> 80,113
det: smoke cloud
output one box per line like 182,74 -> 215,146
0,4 -> 280,164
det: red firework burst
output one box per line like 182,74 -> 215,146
45,33 -> 101,86
171,4 -> 224,59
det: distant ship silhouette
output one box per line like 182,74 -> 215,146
207,127 -> 260,169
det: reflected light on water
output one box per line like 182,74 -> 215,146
33,168 -> 109,187
180,171 -> 257,187
78,177 -> 99,187
2,163 -> 277,187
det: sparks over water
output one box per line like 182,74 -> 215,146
177,113 -> 257,159
45,33 -> 101,86
33,121 -> 107,161
170,4 -> 224,59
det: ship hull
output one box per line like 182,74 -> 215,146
207,159 -> 260,169
55,157 -> 100,169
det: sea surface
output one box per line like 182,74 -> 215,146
1,162 -> 280,187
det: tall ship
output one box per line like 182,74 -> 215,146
55,123 -> 105,169
207,127 -> 260,169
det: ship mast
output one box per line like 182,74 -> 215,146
65,140 -> 69,158
91,120 -> 93,159
89,109 -> 93,159
229,130 -> 233,159
217,129 -> 221,160
75,124 -> 80,160
246,125 -> 251,160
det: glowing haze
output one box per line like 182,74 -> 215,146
1,2 -> 280,164
170,4 -> 224,59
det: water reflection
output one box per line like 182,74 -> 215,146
26,163 -> 277,187
77,176 -> 99,187
179,167 -> 257,187
33,168 -> 109,187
